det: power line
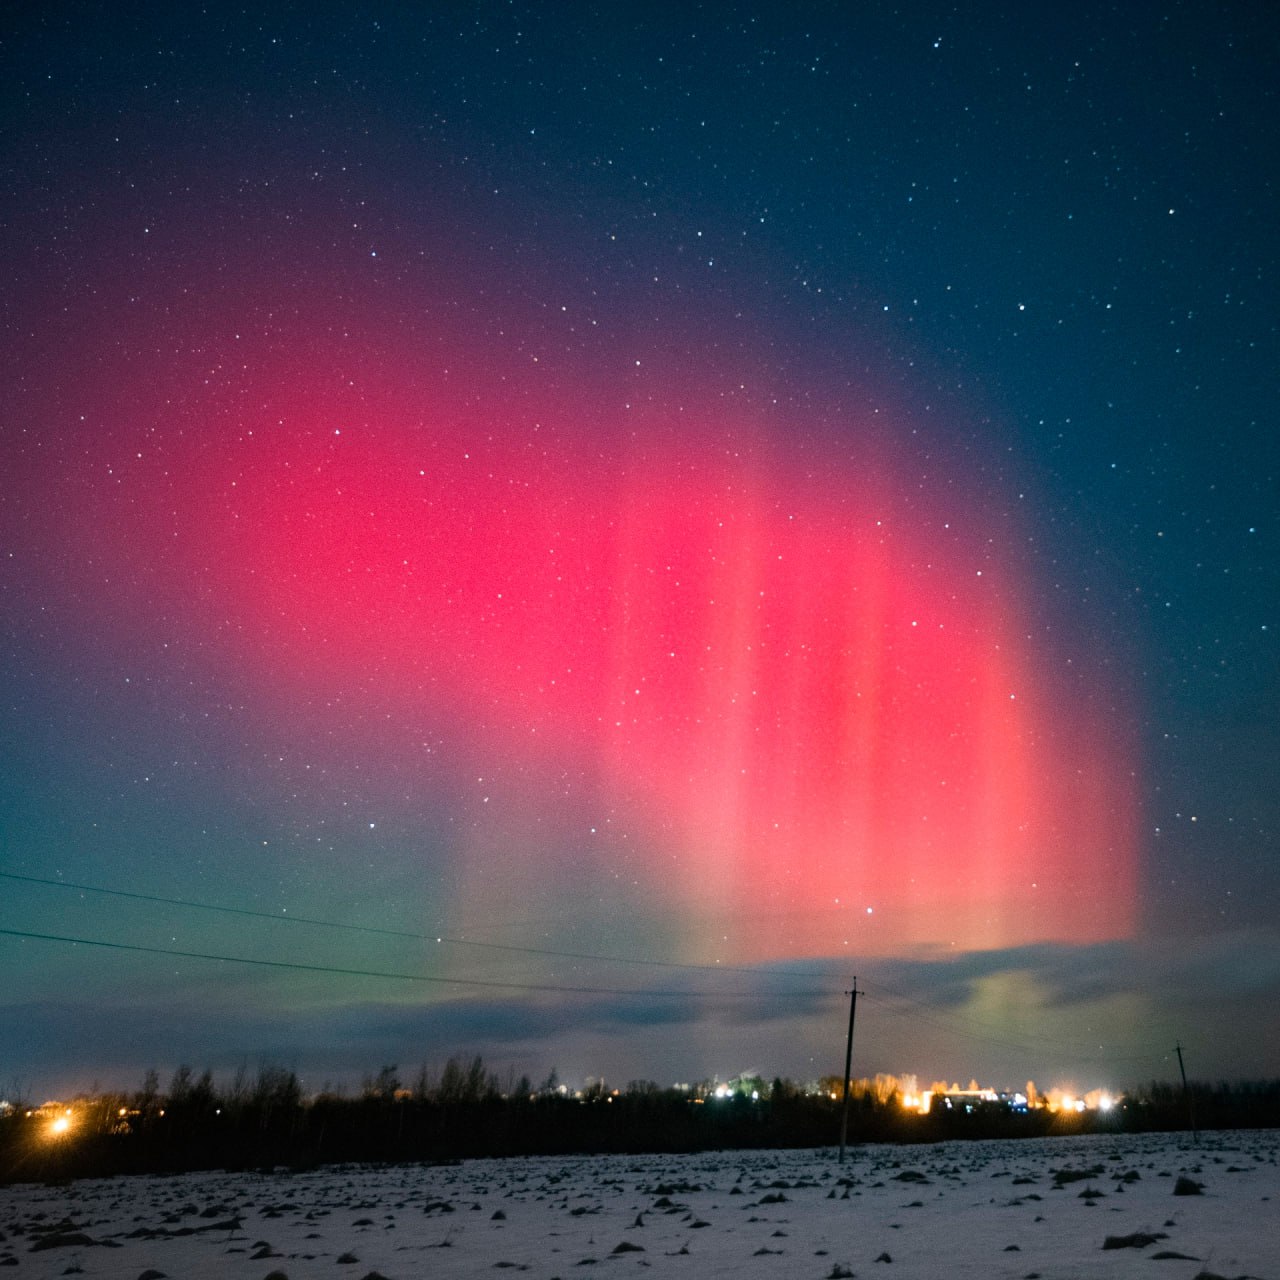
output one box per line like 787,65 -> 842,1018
0,927 -> 838,1001
859,987 -> 1066,1058
1,872 -> 1173,1069
859,986 -> 1167,1067
0,870 -> 834,981
863,973 -> 1176,1065
860,978 -> 1167,1063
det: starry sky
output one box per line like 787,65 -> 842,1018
3,2 -> 1277,1100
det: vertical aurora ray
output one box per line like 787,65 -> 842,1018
21,280 -> 1140,968
7,0 -> 1278,1097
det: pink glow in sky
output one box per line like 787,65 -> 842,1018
33,310 -> 1139,965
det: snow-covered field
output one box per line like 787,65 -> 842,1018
2,1130 -> 1275,1279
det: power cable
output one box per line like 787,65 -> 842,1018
862,971 -> 1179,1065
859,987 -> 1169,1067
2,872 -> 1171,1068
0,926 -> 839,1001
0,870 -> 834,980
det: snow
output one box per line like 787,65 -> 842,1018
3,1129 -> 1276,1279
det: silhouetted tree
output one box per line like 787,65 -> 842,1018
251,1064 -> 302,1133
363,1064 -> 401,1100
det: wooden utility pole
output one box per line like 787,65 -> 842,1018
838,980 -> 860,1163
1174,1042 -> 1198,1141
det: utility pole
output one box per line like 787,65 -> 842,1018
1174,1042 -> 1198,1142
838,980 -> 860,1164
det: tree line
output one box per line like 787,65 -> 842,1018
2,1063 -> 1275,1185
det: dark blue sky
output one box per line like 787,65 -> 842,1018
2,2 -> 1277,1098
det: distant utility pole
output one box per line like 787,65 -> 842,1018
838,980 -> 861,1164
1174,1042 -> 1198,1142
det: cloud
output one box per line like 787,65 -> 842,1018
857,931 -> 1280,1013
7,930 -> 1278,1097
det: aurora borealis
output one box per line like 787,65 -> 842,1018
3,3 -> 1276,1095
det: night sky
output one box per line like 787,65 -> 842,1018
3,2 -> 1277,1101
